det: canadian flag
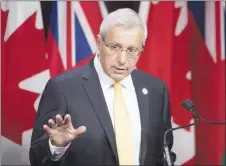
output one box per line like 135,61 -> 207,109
1,1 -> 105,165
138,1 -> 225,165
1,1 -> 50,165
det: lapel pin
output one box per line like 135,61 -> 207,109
142,88 -> 148,95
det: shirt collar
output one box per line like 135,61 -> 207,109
93,51 -> 135,91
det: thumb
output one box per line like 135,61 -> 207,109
73,126 -> 87,138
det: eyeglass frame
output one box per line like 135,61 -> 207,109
101,36 -> 144,59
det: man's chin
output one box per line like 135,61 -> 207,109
111,73 -> 127,82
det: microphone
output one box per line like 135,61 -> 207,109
181,99 -> 226,125
163,105 -> 199,166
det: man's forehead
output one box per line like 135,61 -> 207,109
106,26 -> 143,34
105,27 -> 143,45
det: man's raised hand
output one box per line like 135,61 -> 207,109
43,114 -> 86,147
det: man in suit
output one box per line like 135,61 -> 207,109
29,8 -> 176,166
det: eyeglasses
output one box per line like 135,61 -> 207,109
101,37 -> 143,59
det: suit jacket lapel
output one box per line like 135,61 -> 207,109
81,61 -> 119,163
131,70 -> 150,165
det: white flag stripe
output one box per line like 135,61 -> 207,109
98,1 -> 108,19
205,1 -> 217,63
174,1 -> 188,36
138,1 -> 151,24
220,1 -> 225,60
71,3 -> 76,66
57,2 -> 67,69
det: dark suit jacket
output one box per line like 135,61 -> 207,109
29,58 -> 176,166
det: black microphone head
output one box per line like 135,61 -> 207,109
181,99 -> 194,111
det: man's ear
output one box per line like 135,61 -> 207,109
97,34 -> 101,48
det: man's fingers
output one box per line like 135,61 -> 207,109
55,114 -> 63,125
43,124 -> 53,135
64,114 -> 72,124
48,119 -> 56,128
74,126 -> 87,137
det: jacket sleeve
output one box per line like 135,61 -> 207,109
29,79 -> 69,166
157,82 -> 176,166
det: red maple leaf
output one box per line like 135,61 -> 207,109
1,10 -> 48,144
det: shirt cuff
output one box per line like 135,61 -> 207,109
48,139 -> 71,161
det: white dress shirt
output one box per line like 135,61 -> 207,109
49,53 -> 141,164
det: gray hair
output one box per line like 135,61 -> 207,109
99,8 -> 148,45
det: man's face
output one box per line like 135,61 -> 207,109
98,26 -> 143,82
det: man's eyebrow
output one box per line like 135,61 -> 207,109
107,40 -> 140,48
111,42 -> 139,48
127,45 -> 139,48
108,41 -> 122,46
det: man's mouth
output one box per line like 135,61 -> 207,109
113,67 -> 127,73
115,67 -> 125,70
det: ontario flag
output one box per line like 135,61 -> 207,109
46,1 -> 105,77
137,1 -> 225,165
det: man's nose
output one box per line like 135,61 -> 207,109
117,50 -> 127,65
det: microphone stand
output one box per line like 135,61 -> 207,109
189,108 -> 226,125
182,99 -> 226,125
163,116 -> 199,166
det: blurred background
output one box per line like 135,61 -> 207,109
1,1 -> 225,165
